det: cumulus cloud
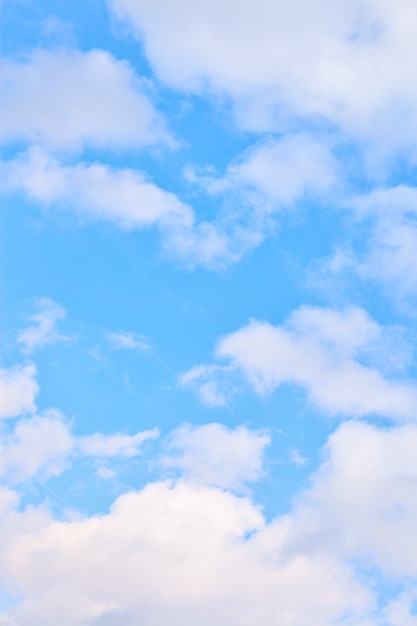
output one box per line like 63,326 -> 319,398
0,48 -> 172,151
0,365 -> 38,420
0,480 -> 371,626
0,411 -> 73,483
211,134 -> 339,209
161,423 -> 270,491
3,148 -> 193,230
290,420 -> 417,578
0,410 -> 159,484
18,297 -> 69,354
110,0 -> 417,159
2,416 -> 417,623
187,305 -> 417,419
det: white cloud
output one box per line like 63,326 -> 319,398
18,297 -> 69,354
162,423 -> 270,491
352,186 -> 417,295
2,148 -> 260,268
0,410 -> 73,483
0,480 -> 371,626
179,364 -> 231,407
193,305 -> 417,419
0,48 -> 172,151
214,134 -> 339,209
291,420 -> 417,578
110,0 -> 417,159
3,148 -> 193,230
179,134 -> 339,266
106,331 -> 151,351
314,185 -> 417,298
0,409 -> 158,483
4,417 -> 417,623
77,428 -> 159,458
0,365 -> 38,420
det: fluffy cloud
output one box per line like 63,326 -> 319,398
0,365 -> 38,420
291,420 -> 417,578
211,134 -> 339,209
0,48 -> 171,151
0,410 -> 159,484
0,411 -> 73,483
3,416 -> 417,624
161,423 -> 270,491
3,148 -> 193,230
0,481 -> 371,626
186,305 -> 417,419
18,298 -> 69,354
110,0 -> 417,156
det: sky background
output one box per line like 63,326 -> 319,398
2,1 -> 417,624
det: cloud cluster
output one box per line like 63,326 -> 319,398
3,417 -> 417,624
0,408 -> 159,485
184,305 -> 417,419
0,481 -> 371,626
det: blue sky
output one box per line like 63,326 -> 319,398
2,1 -> 417,624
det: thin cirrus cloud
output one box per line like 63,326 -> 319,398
183,305 -> 417,420
106,331 -> 152,352
77,428 -> 159,458
0,47 -> 173,151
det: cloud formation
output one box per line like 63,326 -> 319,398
0,365 -> 38,420
106,331 -> 151,351
0,480 -> 371,626
185,305 -> 417,419
162,423 -> 270,491
111,0 -> 417,158
18,298 -> 69,354
0,48 -> 172,151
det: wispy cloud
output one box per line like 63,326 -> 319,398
106,331 -> 152,352
18,297 -> 70,354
